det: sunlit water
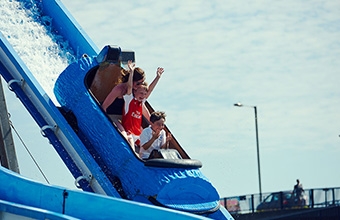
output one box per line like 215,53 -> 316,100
0,0 -> 76,103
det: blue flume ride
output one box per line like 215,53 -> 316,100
0,0 -> 233,219
54,45 -> 231,219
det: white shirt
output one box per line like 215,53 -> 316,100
139,126 -> 166,159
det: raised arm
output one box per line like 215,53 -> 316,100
141,129 -> 161,150
126,61 -> 135,96
101,61 -> 134,111
146,67 -> 164,99
142,103 -> 151,121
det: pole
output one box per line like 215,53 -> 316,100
254,106 -> 262,202
234,103 -> 262,201
0,77 -> 20,173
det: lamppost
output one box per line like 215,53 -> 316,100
234,102 -> 262,202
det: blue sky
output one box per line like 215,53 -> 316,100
1,0 -> 340,198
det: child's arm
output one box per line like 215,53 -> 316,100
140,132 -> 159,150
142,103 -> 150,121
126,60 -> 135,95
146,67 -> 164,99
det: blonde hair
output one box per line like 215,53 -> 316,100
139,81 -> 148,91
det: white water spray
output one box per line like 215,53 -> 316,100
0,1 -> 76,103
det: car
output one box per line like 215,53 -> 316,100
256,191 -> 306,212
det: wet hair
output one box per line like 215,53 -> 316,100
150,111 -> 166,123
122,67 -> 145,83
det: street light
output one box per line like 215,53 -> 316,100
234,102 -> 262,202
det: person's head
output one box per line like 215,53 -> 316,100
133,81 -> 148,102
296,179 -> 300,184
150,111 -> 166,132
122,67 -> 146,88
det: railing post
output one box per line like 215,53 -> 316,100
251,194 -> 254,213
323,188 -> 329,207
309,189 -> 314,208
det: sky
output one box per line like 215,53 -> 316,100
1,0 -> 340,199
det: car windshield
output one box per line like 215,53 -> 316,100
264,194 -> 273,203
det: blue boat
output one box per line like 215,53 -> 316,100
54,45 -> 229,219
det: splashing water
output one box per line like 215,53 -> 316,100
0,0 -> 76,104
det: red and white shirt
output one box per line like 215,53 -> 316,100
122,93 -> 145,136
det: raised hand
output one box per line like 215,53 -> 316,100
128,60 -> 135,73
152,129 -> 161,140
156,67 -> 164,77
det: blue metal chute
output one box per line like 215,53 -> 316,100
0,166 -> 207,220
40,0 -> 99,59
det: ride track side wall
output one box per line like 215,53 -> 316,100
0,166 -> 207,220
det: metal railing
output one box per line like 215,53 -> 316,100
220,187 -> 340,215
